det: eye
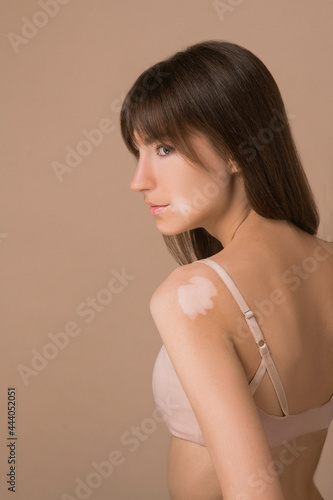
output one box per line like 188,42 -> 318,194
156,145 -> 173,157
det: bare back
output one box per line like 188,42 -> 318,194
167,220 -> 333,500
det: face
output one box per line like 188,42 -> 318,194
130,130 -> 244,240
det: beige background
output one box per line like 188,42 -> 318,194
1,1 -> 332,499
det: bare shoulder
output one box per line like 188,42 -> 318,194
149,259 -> 227,318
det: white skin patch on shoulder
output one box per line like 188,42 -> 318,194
177,277 -> 218,320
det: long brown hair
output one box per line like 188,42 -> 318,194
120,40 -> 319,265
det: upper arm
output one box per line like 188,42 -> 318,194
150,264 -> 285,500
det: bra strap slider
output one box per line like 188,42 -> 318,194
244,310 -> 254,320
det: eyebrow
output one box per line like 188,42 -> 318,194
133,131 -> 172,149
133,136 -> 156,148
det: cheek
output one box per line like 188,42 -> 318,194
171,172 -> 228,214
177,277 -> 218,320
170,196 -> 193,216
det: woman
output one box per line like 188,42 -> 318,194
120,40 -> 333,500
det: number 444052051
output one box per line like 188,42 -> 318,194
8,388 -> 16,436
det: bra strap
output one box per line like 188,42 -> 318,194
197,258 -> 290,416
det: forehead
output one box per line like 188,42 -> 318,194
133,128 -> 211,148
133,130 -> 147,146
133,129 -> 159,148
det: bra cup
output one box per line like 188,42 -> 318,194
153,346 -> 206,445
153,346 -> 333,449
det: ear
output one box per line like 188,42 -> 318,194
228,158 -> 240,175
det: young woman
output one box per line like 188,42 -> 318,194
120,40 -> 333,500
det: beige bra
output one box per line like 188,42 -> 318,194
152,258 -> 333,448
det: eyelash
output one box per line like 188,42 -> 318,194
156,145 -> 174,157
132,144 -> 174,159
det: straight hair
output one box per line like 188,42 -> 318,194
120,40 -> 319,265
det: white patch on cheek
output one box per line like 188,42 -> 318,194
177,277 -> 218,320
171,196 -> 193,216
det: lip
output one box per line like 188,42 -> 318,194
145,200 -> 167,206
149,205 -> 170,215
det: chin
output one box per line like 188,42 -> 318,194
155,219 -> 199,236
156,226 -> 184,236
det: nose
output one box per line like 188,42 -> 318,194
130,153 -> 155,192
